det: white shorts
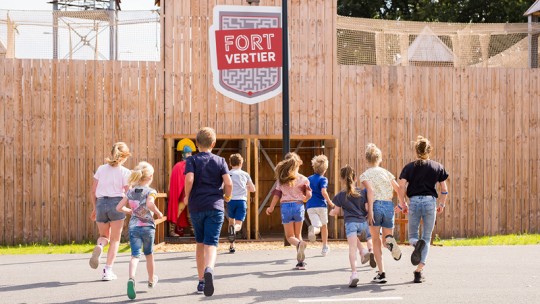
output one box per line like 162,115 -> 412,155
307,207 -> 329,227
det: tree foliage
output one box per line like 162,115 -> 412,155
337,0 -> 535,23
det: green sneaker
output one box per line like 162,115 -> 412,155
127,278 -> 136,300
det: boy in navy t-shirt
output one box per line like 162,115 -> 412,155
184,127 -> 233,297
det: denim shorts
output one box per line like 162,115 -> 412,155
227,200 -> 247,221
372,200 -> 395,229
96,196 -> 126,223
190,209 -> 225,246
280,202 -> 305,224
129,226 -> 156,258
345,221 -> 372,239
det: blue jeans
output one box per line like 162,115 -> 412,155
129,226 -> 155,258
408,196 -> 437,265
227,200 -> 247,221
280,202 -> 305,224
345,221 -> 372,239
190,209 -> 224,246
372,200 -> 395,229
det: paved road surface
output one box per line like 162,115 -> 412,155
2,245 -> 539,303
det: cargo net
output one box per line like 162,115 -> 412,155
337,15 -> 540,68
0,9 -> 160,61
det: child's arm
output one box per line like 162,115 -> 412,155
302,183 -> 312,202
396,178 -> 409,213
390,179 -> 403,205
91,179 -> 98,221
329,205 -> 341,217
146,194 -> 163,219
321,188 -> 334,208
222,173 -> 233,202
362,180 -> 375,225
184,172 -> 194,206
265,194 -> 280,215
247,179 -> 256,193
116,197 -> 132,215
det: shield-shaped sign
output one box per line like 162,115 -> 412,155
209,5 -> 283,105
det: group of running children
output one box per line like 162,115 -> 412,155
90,127 -> 449,299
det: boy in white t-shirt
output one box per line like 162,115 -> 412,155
227,154 -> 256,253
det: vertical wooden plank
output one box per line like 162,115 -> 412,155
191,0 -> 203,133
522,69 -> 530,233
4,59 -> 15,244
514,68 -> 524,233
253,138 -> 259,239
442,67 -> 453,238
481,68 -> 490,236
30,60 -> 43,243
324,0 -> 334,137
451,67 -> 461,237
467,68 -> 476,236
339,66 -> 349,166
530,69 -> 539,233
245,138 -> 251,240
490,68 -> 500,236
21,60 -> 32,243
0,60 -> 6,244
499,68 -> 508,234
50,60 -> 61,244
41,59 -> 52,243
164,0 -> 175,135
506,68 -> 516,233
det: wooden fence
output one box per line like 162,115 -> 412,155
1,0 -> 540,244
0,59 -> 165,245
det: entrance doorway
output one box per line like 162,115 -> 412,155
252,136 -> 338,240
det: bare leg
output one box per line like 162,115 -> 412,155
204,245 -> 218,269
146,254 -> 155,281
129,256 -> 139,279
106,219 -> 124,267
347,235 -> 358,273
196,243 -> 205,280
96,222 -> 111,247
283,223 -> 300,246
321,225 -> 329,247
369,226 -> 384,273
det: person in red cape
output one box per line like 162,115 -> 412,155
167,138 -> 196,237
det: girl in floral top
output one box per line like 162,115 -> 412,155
360,144 -> 403,284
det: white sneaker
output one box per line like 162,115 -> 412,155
102,268 -> 118,281
89,245 -> 102,269
148,275 -> 158,288
349,272 -> 359,287
308,225 -> 316,242
321,245 -> 330,256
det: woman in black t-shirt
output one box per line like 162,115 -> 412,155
396,136 -> 449,283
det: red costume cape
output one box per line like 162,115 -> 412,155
167,161 -> 189,228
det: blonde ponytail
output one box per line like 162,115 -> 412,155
128,162 -> 154,186
106,142 -> 131,167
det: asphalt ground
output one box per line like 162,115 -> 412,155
1,244 -> 539,304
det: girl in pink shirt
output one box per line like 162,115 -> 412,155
266,152 -> 312,270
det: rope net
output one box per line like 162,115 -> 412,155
337,15 -> 540,68
0,9 -> 160,61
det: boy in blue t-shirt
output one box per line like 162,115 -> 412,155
306,155 -> 335,256
184,127 -> 233,297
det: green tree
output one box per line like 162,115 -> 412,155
337,0 -> 534,23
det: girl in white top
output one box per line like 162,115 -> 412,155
360,143 -> 403,284
89,142 -> 132,281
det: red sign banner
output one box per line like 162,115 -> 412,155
215,28 -> 283,70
